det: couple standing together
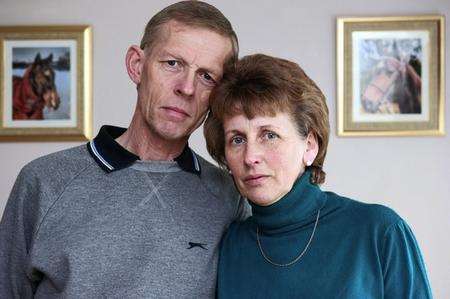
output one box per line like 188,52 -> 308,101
0,1 -> 432,298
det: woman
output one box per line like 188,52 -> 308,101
204,54 -> 432,298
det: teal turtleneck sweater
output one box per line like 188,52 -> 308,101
217,172 -> 432,298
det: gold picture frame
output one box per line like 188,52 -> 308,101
0,25 -> 92,141
337,16 -> 445,136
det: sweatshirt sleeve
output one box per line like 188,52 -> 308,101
234,196 -> 251,221
382,219 -> 433,299
0,167 -> 39,298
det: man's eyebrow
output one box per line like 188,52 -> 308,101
159,50 -> 186,63
199,66 -> 221,78
159,50 -> 221,77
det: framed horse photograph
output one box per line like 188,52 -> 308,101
0,25 -> 92,141
337,16 -> 445,136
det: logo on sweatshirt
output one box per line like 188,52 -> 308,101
187,242 -> 207,250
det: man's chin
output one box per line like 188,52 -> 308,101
154,126 -> 192,142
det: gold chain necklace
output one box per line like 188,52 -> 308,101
256,209 -> 321,267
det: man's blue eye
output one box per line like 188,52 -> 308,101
201,72 -> 216,86
167,60 -> 177,66
203,73 -> 213,81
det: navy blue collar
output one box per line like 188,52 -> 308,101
87,125 -> 201,175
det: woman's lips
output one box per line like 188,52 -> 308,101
243,175 -> 269,186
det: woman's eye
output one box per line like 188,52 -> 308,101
264,131 -> 279,140
230,136 -> 245,145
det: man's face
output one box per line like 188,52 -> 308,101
137,21 -> 233,142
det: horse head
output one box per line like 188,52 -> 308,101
30,53 -> 60,110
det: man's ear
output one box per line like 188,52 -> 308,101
303,132 -> 319,166
125,45 -> 145,85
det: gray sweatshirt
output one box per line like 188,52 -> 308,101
0,144 -> 248,298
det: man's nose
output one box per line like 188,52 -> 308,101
175,70 -> 195,97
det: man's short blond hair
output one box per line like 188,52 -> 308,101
140,1 -> 238,64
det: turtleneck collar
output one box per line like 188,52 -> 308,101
250,171 -> 327,233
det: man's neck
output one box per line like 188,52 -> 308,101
116,113 -> 187,161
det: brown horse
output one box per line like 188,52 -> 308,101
13,53 -> 60,120
362,56 -> 422,115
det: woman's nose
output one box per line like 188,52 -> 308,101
243,141 -> 263,166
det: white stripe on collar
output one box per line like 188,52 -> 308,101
192,151 -> 200,172
89,140 -> 114,171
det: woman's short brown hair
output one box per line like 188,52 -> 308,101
204,54 -> 330,184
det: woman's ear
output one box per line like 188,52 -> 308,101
303,132 -> 319,166
125,45 -> 145,85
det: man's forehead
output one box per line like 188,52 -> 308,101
161,20 -> 216,39
153,21 -> 232,74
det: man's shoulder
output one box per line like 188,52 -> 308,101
193,153 -> 250,220
7,144 -> 96,230
20,144 -> 96,192
196,154 -> 233,185
195,154 -> 239,201
24,144 -> 93,175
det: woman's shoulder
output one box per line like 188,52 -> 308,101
221,218 -> 254,243
219,220 -> 254,256
324,191 -> 404,228
226,218 -> 253,234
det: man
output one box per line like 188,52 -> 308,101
0,1 -> 248,297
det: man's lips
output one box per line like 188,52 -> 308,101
162,106 -> 190,120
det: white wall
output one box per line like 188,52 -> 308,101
1,0 -> 449,297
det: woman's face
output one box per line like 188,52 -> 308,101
224,112 -> 317,206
